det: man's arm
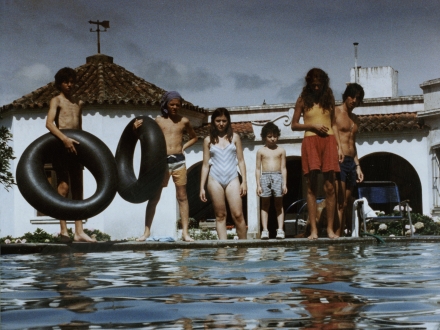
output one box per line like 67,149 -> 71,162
46,97 -> 80,154
332,106 -> 344,162
280,148 -> 288,195
182,118 -> 198,152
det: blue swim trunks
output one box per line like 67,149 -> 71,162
337,156 -> 358,188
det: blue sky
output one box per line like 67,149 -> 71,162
1,0 -> 440,108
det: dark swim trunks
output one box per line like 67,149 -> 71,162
337,155 -> 357,188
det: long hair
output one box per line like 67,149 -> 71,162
300,68 -> 334,111
210,107 -> 233,144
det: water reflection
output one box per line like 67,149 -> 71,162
2,243 -> 440,329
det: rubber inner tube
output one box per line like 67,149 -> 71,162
16,130 -> 118,220
115,116 -> 167,203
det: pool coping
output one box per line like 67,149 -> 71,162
2,236 -> 440,255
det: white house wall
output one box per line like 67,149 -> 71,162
356,132 -> 430,214
1,106 -> 202,240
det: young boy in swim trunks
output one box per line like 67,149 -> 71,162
334,83 -> 365,236
46,67 -> 96,243
291,68 -> 342,239
134,91 -> 198,242
256,122 -> 287,239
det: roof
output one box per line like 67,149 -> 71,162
188,113 -> 428,141
186,122 -> 255,142
358,112 -> 428,133
1,54 -> 204,114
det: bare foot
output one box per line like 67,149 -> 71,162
182,234 -> 194,242
136,235 -> 149,242
74,232 -> 97,243
307,233 -> 318,240
327,230 -> 339,239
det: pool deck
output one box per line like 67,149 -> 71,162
2,236 -> 440,255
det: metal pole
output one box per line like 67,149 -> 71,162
353,42 -> 359,83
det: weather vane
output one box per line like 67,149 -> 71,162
89,20 -> 110,54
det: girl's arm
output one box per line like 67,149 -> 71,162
199,137 -> 211,202
234,133 -> 247,196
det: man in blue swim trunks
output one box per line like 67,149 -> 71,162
334,83 -> 365,236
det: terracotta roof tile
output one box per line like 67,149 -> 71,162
185,122 -> 256,141
1,54 -> 204,114
358,113 -> 429,133
185,113 -> 428,142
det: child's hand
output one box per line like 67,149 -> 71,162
282,185 -> 288,195
200,188 -> 207,202
257,186 -> 262,196
63,138 -> 79,154
240,182 -> 247,197
133,118 -> 143,130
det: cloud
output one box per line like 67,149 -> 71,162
17,64 -> 52,83
139,59 -> 221,92
229,72 -> 273,90
277,78 -> 304,102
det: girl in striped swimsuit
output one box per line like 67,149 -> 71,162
200,108 -> 248,240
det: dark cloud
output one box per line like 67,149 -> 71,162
229,72 -> 273,90
139,59 -> 221,92
277,78 -> 304,102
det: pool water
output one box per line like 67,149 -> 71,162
2,243 -> 440,329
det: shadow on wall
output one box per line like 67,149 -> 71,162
358,152 -> 422,214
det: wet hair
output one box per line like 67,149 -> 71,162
300,68 -> 335,112
342,83 -> 365,103
54,67 -> 77,91
210,107 -> 233,144
261,122 -> 281,140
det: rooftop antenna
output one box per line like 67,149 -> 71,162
353,42 -> 359,83
89,20 -> 110,54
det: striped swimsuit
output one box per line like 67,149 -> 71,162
209,143 -> 238,189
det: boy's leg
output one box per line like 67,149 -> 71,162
225,178 -> 247,239
260,197 -> 270,231
323,171 -> 338,239
57,177 -> 70,237
175,184 -> 194,242
70,170 -> 96,242
274,196 -> 284,230
136,187 -> 163,241
306,170 -> 319,240
207,177 -> 228,240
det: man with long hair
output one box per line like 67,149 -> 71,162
291,68 -> 342,239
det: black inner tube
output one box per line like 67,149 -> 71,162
115,116 -> 167,203
16,130 -> 118,220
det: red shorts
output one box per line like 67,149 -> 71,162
301,135 -> 340,175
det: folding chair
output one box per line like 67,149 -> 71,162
356,181 -> 413,236
284,198 -> 325,237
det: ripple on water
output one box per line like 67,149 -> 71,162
2,243 -> 440,329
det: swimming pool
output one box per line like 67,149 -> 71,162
2,242 -> 440,329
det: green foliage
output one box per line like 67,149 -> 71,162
0,126 -> 16,191
366,212 -> 440,236
190,228 -> 218,240
0,227 -> 111,243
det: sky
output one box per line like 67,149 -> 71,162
1,0 -> 440,109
